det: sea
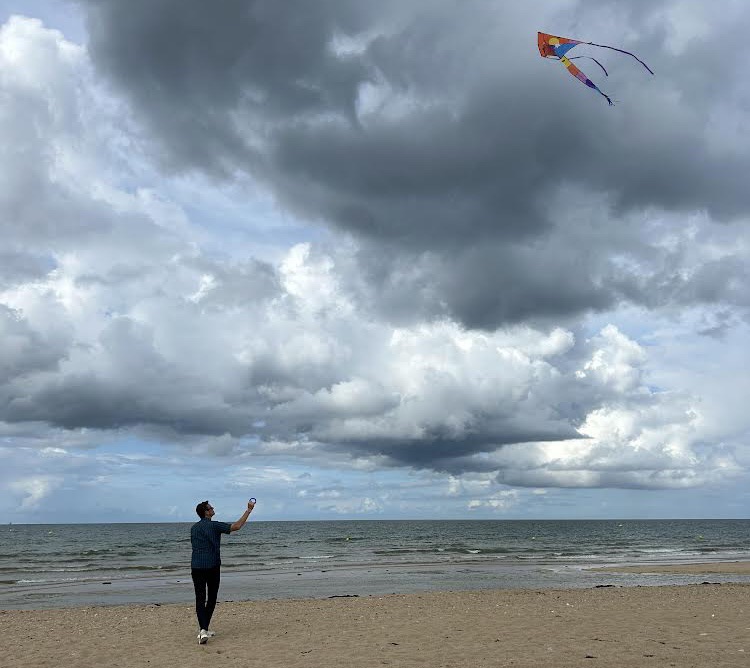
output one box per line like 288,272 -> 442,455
2,519 -> 749,610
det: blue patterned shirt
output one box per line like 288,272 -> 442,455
190,518 -> 232,569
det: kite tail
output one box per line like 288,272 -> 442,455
561,55 -> 613,105
569,56 -> 609,77
585,76 -> 614,105
585,42 -> 654,75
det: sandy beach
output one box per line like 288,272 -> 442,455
5,578 -> 749,668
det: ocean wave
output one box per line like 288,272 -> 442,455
371,546 -> 503,556
325,536 -> 366,543
300,554 -> 336,560
109,564 -> 184,572
222,552 -> 264,560
16,577 -> 84,584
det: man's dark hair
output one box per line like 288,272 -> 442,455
196,501 -> 210,518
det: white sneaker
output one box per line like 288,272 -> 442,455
198,629 -> 209,644
205,630 -> 216,637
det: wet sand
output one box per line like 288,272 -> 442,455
590,561 -> 750,575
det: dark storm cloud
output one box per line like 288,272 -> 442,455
346,241 -> 616,329
0,304 -> 69,381
74,0 -> 750,327
78,0 -> 385,173
316,421 -> 582,472
1,313 -> 264,435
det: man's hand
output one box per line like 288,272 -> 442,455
247,499 -> 256,511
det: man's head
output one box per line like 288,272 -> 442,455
195,500 -> 215,519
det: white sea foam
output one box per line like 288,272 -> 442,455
17,577 -> 82,584
300,554 -> 335,559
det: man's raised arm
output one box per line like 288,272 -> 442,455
230,500 -> 256,532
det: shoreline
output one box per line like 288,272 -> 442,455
5,583 -> 749,667
588,560 -> 750,575
3,559 -> 750,612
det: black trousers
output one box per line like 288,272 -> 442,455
191,566 -> 221,630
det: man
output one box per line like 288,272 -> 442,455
191,498 -> 255,644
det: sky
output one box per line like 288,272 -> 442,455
1,0 -> 749,523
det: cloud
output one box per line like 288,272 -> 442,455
467,489 -> 520,512
0,5 -> 748,514
3,220 -> 728,489
9,475 -> 62,509
72,0 -> 750,329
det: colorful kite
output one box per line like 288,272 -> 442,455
537,32 -> 653,105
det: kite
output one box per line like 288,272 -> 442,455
537,32 -> 653,105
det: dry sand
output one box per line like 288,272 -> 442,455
4,581 -> 749,668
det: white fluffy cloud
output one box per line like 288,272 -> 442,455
9,474 -> 62,509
